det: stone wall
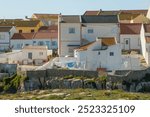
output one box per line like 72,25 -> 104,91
0,63 -> 17,76
25,69 -> 98,91
27,69 -> 98,78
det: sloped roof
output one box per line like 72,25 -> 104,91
145,36 -> 150,43
75,41 -> 95,51
60,15 -> 80,23
0,26 -> 13,32
22,45 -> 47,50
101,37 -> 116,46
120,10 -> 148,15
81,15 -> 118,23
33,32 -> 58,39
33,14 -> 59,19
0,19 -> 41,27
120,23 -> 142,34
99,11 -> 120,15
11,33 -> 34,40
132,14 -> 150,24
38,25 -> 58,32
144,24 -> 150,33
76,37 -> 116,51
84,11 -> 100,15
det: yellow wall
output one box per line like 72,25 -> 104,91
16,21 -> 43,33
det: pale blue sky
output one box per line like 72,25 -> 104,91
0,0 -> 150,19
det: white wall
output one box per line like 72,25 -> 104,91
140,24 -> 146,60
11,40 -> 33,50
75,42 -> 122,71
0,27 -> 16,50
22,48 -> 48,60
147,7 -> 150,19
59,23 -> 81,56
120,34 -> 141,50
33,38 -> 58,49
82,23 -> 120,42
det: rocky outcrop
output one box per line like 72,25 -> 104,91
42,78 -> 103,90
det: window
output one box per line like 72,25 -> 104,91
38,41 -> 44,46
28,52 -> 32,59
125,40 -> 129,44
25,44 -> 29,46
39,52 -> 43,56
46,41 -> 50,49
31,29 -> 35,33
98,51 -> 100,55
110,52 -> 114,56
0,35 -> 5,40
88,29 -> 94,34
68,47 -> 74,53
19,30 -> 22,33
69,28 -> 75,34
17,44 -> 21,49
52,41 -> 56,46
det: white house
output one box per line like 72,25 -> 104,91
58,15 -> 81,57
0,26 -> 16,51
0,45 -> 51,66
11,33 -> 34,50
58,15 -> 119,57
141,24 -> 150,65
81,15 -> 120,43
21,45 -> 49,65
120,23 -> 142,51
74,37 -> 122,71
33,31 -> 58,50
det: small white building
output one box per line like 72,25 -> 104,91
120,23 -> 142,51
0,26 -> 16,51
74,37 -> 122,71
21,45 -> 49,65
11,33 -> 34,50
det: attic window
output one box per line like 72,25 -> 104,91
19,30 -> 22,33
31,29 -> 35,33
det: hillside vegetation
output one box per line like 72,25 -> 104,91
0,89 -> 150,100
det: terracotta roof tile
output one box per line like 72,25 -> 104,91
33,14 -> 59,19
120,10 -> 148,15
75,41 -> 95,51
120,23 -> 142,34
101,37 -> 116,46
33,32 -> 58,39
38,25 -> 58,32
0,19 -> 41,27
76,37 -> 116,51
11,33 -> 34,40
23,45 -> 47,50
84,11 -> 100,15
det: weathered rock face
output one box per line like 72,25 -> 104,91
71,79 -> 83,89
136,82 -> 150,92
25,77 -> 103,91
